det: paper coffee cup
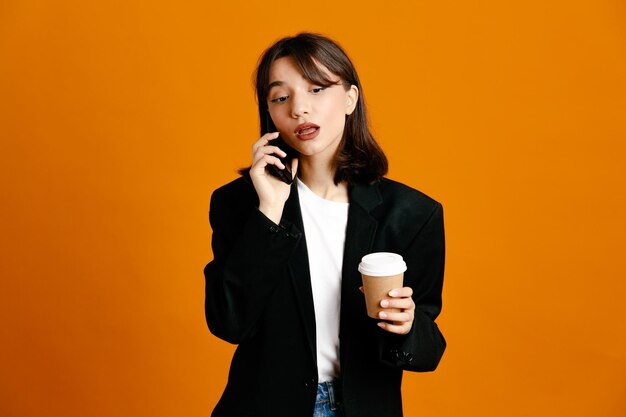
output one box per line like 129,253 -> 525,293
358,252 -> 407,318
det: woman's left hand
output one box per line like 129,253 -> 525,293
376,287 -> 415,335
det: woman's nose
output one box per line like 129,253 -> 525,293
290,92 -> 311,118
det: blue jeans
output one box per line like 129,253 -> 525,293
314,380 -> 344,417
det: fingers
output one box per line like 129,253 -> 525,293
355,285 -> 415,334
387,287 -> 413,298
378,310 -> 414,322
377,286 -> 415,335
377,321 -> 412,335
252,133 -> 285,159
355,286 -> 414,312
380,297 -> 414,310
255,154 -> 286,170
251,132 -> 288,172
253,145 -> 287,162
252,131 -> 279,153
379,287 -> 414,308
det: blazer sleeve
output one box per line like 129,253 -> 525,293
377,202 -> 446,372
203,185 -> 301,344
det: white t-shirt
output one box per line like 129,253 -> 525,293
296,178 -> 349,382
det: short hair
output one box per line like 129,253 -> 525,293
241,32 -> 388,185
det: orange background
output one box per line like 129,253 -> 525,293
1,1 -> 625,416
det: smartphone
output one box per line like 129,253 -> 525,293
264,113 -> 296,184
266,134 -> 294,184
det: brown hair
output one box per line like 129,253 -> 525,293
240,32 -> 388,185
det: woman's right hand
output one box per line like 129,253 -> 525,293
249,132 -> 298,224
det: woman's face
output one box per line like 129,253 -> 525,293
266,56 -> 358,162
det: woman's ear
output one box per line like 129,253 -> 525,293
346,85 -> 359,115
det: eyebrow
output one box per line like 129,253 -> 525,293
267,74 -> 312,92
267,77 -> 341,93
268,81 -> 285,91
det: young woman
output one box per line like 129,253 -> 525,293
204,32 -> 446,417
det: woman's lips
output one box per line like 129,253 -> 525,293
295,123 -> 320,140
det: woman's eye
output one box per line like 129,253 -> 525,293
270,96 -> 288,104
311,87 -> 326,94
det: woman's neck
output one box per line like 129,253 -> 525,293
297,157 -> 349,203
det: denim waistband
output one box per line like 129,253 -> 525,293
316,379 -> 343,411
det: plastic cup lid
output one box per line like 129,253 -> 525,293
358,252 -> 407,276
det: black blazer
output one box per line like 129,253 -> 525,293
204,175 -> 446,417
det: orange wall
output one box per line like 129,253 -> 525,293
1,1 -> 625,416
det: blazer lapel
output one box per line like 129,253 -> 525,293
281,182 -> 317,362
340,182 -> 383,334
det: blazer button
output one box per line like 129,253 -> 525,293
390,349 -> 401,360
303,378 -> 316,388
404,353 -> 414,363
269,226 -> 278,233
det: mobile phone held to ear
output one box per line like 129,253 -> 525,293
266,134 -> 295,185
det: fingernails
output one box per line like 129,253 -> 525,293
379,312 -> 388,319
389,290 -> 398,297
377,322 -> 385,329
380,300 -> 389,308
